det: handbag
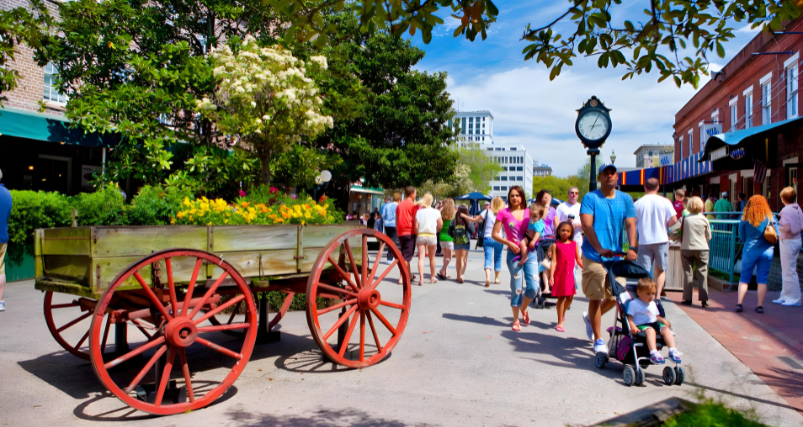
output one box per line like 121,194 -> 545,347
764,218 -> 778,244
476,211 -> 488,249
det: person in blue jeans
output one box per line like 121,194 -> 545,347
481,197 -> 505,286
381,193 -> 400,263
492,186 -> 538,331
0,169 -> 11,312
736,195 -> 779,314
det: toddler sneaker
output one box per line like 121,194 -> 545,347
593,339 -> 607,354
668,349 -> 682,363
583,312 -> 593,340
649,351 -> 665,364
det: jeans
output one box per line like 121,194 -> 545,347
384,226 -> 398,261
483,237 -> 503,272
506,250 -> 539,307
780,237 -> 802,304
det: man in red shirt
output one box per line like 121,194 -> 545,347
396,186 -> 418,281
673,189 -> 685,218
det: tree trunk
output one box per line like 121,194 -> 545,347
259,149 -> 272,185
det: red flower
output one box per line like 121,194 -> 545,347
269,187 -> 278,194
238,189 -> 247,197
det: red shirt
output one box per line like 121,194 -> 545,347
673,200 -> 684,218
396,199 -> 418,236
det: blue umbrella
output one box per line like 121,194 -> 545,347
455,192 -> 492,216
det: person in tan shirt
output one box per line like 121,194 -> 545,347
680,197 -> 713,307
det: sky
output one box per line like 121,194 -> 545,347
406,1 -> 765,177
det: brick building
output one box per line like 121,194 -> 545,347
671,18 -> 803,212
0,0 -> 112,195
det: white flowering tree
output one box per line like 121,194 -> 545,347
196,35 -> 333,185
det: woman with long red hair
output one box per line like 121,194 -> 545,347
736,195 -> 779,313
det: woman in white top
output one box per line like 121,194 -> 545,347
481,197 -> 506,286
413,193 -> 443,285
776,187 -> 803,306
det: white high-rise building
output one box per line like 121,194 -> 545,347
448,110 -> 534,199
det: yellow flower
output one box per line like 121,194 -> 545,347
225,219 -> 229,223
241,201 -> 250,208
170,217 -> 176,224
177,212 -> 186,219
183,197 -> 191,206
274,218 -> 285,223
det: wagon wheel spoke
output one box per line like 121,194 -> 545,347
366,311 -> 383,353
225,301 -> 243,326
316,298 -> 358,316
193,294 -> 245,326
343,240 -> 362,289
179,349 -> 194,403
56,311 -> 92,333
124,345 -> 168,394
370,259 -> 399,290
378,300 -> 406,310
361,234 -> 369,290
154,348 -> 177,406
104,336 -> 166,370
75,330 -> 90,351
322,304 -> 359,341
133,271 -> 172,321
197,323 -> 252,333
181,259 -> 204,317
370,307 -> 397,336
195,337 -> 243,359
366,242 -> 386,287
51,302 -> 80,309
165,258 -> 179,314
130,319 -> 153,340
359,312 -> 366,362
315,282 -> 359,299
188,271 -> 229,320
338,310 -> 361,357
100,315 -> 112,353
327,256 -> 358,289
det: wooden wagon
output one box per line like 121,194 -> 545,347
34,224 -> 411,415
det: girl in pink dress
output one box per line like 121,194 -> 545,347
549,222 -> 583,332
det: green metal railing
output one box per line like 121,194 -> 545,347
708,220 -> 739,283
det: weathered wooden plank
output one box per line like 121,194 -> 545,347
91,254 -> 203,293
211,225 -> 298,252
35,279 -> 99,299
42,238 -> 91,256
209,249 -> 297,279
301,225 -> 363,248
42,255 -> 91,286
91,226 -> 208,258
34,229 -> 44,279
42,227 -> 91,240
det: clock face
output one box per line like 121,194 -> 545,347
578,110 -> 610,141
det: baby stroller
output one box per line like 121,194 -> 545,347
595,259 -> 685,387
531,236 -> 556,309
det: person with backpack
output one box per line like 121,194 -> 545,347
776,187 -> 803,307
736,195 -> 779,314
450,204 -> 483,283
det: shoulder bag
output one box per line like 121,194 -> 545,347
764,218 -> 778,244
476,211 -> 487,249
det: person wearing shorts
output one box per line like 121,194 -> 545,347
396,186 -> 419,282
580,164 -> 637,354
0,169 -> 11,312
633,177 -> 677,297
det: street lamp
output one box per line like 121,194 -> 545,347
610,150 -> 617,164
314,170 -> 332,200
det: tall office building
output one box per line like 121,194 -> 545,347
449,110 -> 494,147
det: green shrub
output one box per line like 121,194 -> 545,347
126,185 -> 192,226
8,190 -> 71,245
664,400 -> 768,427
70,186 -> 128,227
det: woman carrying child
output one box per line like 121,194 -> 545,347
627,278 -> 682,364
549,221 -> 583,332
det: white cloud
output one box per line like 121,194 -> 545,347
737,23 -> 762,34
447,64 -> 700,176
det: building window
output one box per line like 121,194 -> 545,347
517,166 -> 523,171
510,147 -> 517,151
43,62 -> 68,104
679,136 -> 683,159
761,81 -> 772,125
745,93 -> 753,129
502,186 -> 508,191
730,103 -> 738,131
493,186 -> 500,191
517,176 -> 523,181
687,130 -> 693,156
788,63 -> 799,119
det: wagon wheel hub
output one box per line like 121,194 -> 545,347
357,288 -> 381,311
165,317 -> 198,348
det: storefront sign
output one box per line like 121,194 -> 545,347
710,146 -> 728,161
730,147 -> 745,160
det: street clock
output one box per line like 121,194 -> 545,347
575,96 -> 612,149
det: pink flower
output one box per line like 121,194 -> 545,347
238,189 -> 246,197
291,194 -> 297,199
269,187 -> 278,194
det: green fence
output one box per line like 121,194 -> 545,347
5,243 -> 35,282
708,220 -> 739,283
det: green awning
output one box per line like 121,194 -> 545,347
350,185 -> 384,195
0,107 -> 118,147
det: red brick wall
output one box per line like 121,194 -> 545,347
1,0 -> 63,115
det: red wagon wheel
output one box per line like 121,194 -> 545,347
206,290 -> 295,337
88,249 -> 257,416
44,292 -> 113,360
306,229 -> 411,368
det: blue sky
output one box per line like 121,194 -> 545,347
407,1 -> 764,177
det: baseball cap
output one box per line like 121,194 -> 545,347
721,191 -> 728,197
597,163 -> 617,175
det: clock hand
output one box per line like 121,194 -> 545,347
590,116 -> 599,130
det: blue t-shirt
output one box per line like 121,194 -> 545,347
0,184 -> 11,244
580,190 -> 636,262
528,219 -> 545,234
381,202 -> 397,228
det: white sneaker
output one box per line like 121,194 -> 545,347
0,300 -> 5,312
772,298 -> 786,305
782,300 -> 802,307
583,312 -> 593,340
593,338 -> 607,353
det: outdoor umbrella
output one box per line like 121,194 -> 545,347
455,192 -> 492,216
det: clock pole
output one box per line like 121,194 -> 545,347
588,148 -> 599,192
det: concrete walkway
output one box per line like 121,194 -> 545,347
0,249 -> 801,426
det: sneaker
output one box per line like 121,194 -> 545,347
772,298 -> 786,305
668,349 -> 682,363
782,300 -> 802,307
583,312 -> 593,340
0,300 -> 4,312
650,353 -> 666,364
593,339 -> 607,353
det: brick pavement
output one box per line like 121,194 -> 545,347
667,287 -> 803,413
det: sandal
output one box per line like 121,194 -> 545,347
556,326 -> 565,332
512,321 -> 521,332
436,273 -> 447,280
755,306 -> 764,314
522,310 -> 530,325
736,304 -> 744,313
485,281 -> 490,287
457,277 -> 464,284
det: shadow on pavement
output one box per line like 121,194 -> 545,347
223,406 -> 437,427
441,313 -> 508,327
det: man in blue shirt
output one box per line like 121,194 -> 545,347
580,164 -> 637,354
381,193 -> 400,263
0,169 -> 12,312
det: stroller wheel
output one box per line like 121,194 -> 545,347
662,366 -> 676,385
594,352 -> 608,369
675,366 -> 685,385
634,368 -> 645,386
623,366 -> 635,386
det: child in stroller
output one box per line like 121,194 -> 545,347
627,278 -> 682,364
597,259 -> 686,387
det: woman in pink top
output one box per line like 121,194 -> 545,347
776,187 -> 803,306
492,186 -> 539,331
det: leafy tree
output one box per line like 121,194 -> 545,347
0,0 -> 52,101
269,0 -> 802,88
271,145 -> 342,190
532,175 -> 574,200
460,146 -> 503,193
195,36 -> 333,185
